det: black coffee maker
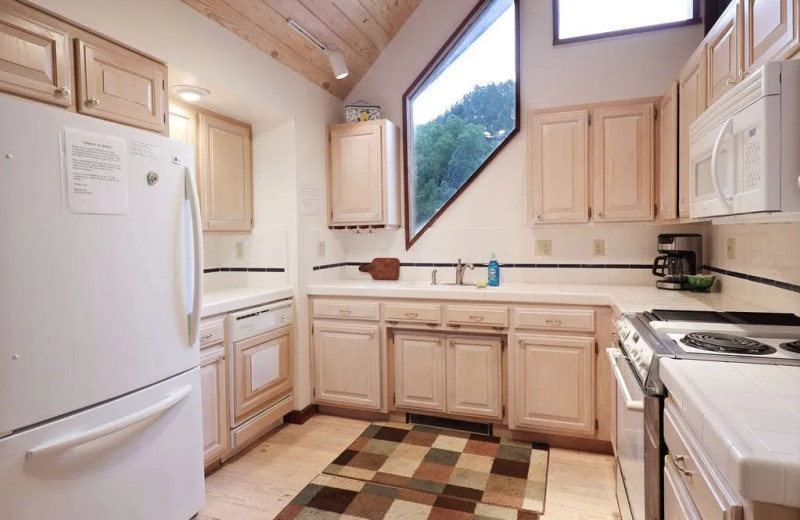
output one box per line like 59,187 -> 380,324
652,234 -> 703,290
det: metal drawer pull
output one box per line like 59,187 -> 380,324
86,96 -> 100,107
545,318 -> 562,326
468,314 -> 484,321
200,333 -> 214,343
404,312 -> 418,318
338,309 -> 351,315
672,455 -> 693,477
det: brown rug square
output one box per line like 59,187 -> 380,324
274,473 -> 541,520
322,421 -> 549,515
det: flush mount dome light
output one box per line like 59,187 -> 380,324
172,85 -> 210,102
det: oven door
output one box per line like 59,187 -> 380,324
607,348 -> 645,520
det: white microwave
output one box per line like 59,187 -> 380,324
689,60 -> 800,219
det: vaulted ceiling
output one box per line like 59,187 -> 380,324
181,0 -> 424,99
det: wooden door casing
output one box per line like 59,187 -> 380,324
530,110 -> 590,223
75,37 -> 167,132
393,331 -> 446,412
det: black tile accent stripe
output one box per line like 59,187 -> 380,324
704,265 -> 800,294
312,262 -> 655,271
204,267 -> 285,274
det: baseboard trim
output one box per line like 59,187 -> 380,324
284,404 -> 318,425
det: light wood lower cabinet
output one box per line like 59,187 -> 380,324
394,331 -> 446,412
0,1 -> 72,107
313,321 -> 382,410
512,334 -> 595,434
200,345 -> 228,466
446,335 -> 502,419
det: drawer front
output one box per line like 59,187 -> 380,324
515,308 -> 595,332
385,302 -> 441,324
313,300 -> 380,321
664,456 -> 702,520
663,401 -> 743,520
199,317 -> 224,348
445,304 -> 508,328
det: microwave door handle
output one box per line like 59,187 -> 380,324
606,348 -> 644,412
711,118 -> 735,212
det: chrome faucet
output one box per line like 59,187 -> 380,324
455,258 -> 474,285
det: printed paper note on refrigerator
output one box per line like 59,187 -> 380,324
64,128 -> 129,215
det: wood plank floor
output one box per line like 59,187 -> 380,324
199,415 -> 621,520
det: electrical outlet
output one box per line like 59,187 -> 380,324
726,237 -> 736,260
235,242 -> 245,259
592,239 -> 605,257
535,239 -> 552,257
317,241 -> 326,258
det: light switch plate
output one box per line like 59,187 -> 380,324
592,239 -> 605,257
235,242 -> 245,259
535,239 -> 552,257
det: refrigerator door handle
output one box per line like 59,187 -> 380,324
25,385 -> 192,460
185,167 -> 203,347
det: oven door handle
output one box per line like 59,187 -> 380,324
606,348 -> 644,412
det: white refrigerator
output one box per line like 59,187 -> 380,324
0,96 -> 205,519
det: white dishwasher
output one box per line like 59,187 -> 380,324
226,300 -> 294,453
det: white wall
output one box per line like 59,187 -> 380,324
337,0 -> 706,283
29,0 -> 343,409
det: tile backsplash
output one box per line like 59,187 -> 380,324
203,228 -> 290,290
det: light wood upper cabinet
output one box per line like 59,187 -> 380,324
658,82 -> 679,223
394,331 -> 446,413
0,2 -> 72,107
530,110 -> 589,223
678,46 -> 707,219
328,119 -> 400,228
744,0 -> 799,70
513,334 -> 595,434
707,0 -> 744,106
313,321 -> 382,411
75,37 -> 167,132
168,102 -> 197,149
592,102 -> 655,222
198,112 -> 253,232
446,335 -> 502,419
200,346 -> 228,467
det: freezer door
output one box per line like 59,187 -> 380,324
0,96 -> 200,434
0,367 -> 205,520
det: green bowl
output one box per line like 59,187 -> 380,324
686,275 -> 716,292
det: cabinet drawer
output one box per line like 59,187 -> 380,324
664,400 -> 743,520
385,302 -> 441,324
515,308 -> 595,331
445,304 -> 508,328
199,317 -> 224,348
313,300 -> 380,321
664,455 -> 702,520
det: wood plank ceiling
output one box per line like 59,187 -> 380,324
180,0 -> 424,99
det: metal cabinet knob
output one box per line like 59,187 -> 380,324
598,212 -> 606,219
86,96 -> 100,107
55,87 -> 71,100
537,215 -> 543,221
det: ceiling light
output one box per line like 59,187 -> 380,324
287,19 -> 349,81
172,85 -> 210,102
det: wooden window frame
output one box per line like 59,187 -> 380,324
552,0 -> 702,46
402,0 -> 521,250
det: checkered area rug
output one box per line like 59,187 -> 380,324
321,422 -> 549,514
274,473 -> 541,520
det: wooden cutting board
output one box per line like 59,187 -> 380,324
358,258 -> 400,280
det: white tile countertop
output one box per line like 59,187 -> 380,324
306,280 -> 765,314
660,358 -> 800,508
202,286 -> 293,317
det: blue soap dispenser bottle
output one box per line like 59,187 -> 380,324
488,253 -> 500,287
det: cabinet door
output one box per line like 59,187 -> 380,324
0,3 -> 71,107
313,321 -> 381,410
446,335 -> 502,419
394,331 -> 446,412
200,347 -> 228,466
707,1 -> 743,106
75,38 -> 167,132
329,122 -> 384,225
678,47 -> 707,219
198,113 -> 253,232
513,334 -> 594,434
744,0 -> 799,70
592,103 -> 655,222
168,101 -> 197,149
232,328 -> 293,426
658,82 -> 679,222
530,110 -> 589,223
